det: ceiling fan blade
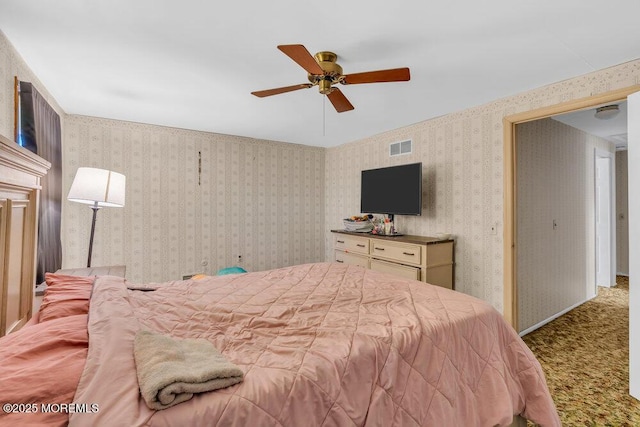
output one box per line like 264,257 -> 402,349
277,44 -> 324,75
342,67 -> 410,85
327,88 -> 354,113
251,83 -> 313,98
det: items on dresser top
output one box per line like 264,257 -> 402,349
343,215 -> 374,232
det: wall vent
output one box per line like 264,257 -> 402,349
389,139 -> 412,156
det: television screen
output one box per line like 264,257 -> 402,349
360,162 -> 422,216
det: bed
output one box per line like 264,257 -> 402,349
0,262 -> 560,426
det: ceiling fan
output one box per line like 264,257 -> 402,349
251,44 -> 410,113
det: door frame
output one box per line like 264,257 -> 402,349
502,85 -> 640,330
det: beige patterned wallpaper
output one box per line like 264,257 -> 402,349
516,118 -> 613,332
616,150 -> 629,275
325,59 -> 640,314
62,116 -> 326,283
2,29 -> 640,312
2,31 -> 326,284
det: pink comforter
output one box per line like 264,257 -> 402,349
70,263 -> 559,426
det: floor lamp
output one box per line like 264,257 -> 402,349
67,167 -> 126,267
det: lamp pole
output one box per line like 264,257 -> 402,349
87,201 -> 101,268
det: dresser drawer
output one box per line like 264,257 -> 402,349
370,240 -> 422,266
334,234 -> 369,255
370,259 -> 420,281
331,230 -> 455,290
334,250 -> 369,268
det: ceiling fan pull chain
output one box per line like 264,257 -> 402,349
323,94 -> 326,137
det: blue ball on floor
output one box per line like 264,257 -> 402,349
216,266 -> 247,275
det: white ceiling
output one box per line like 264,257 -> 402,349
553,101 -> 628,150
1,0 -> 639,148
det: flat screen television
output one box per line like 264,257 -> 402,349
360,162 -> 422,218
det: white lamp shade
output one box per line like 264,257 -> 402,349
68,167 -> 126,207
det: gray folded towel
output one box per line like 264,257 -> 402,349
134,330 -> 244,410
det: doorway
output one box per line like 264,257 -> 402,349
502,85 -> 638,329
503,85 -> 639,400
595,149 -> 616,290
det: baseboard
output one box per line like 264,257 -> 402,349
519,294 -> 597,337
616,272 -> 629,277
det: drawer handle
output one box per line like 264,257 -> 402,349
374,247 -> 384,251
356,244 -> 366,248
337,240 -> 345,243
403,252 -> 415,256
336,260 -> 344,263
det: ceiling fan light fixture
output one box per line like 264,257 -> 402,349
318,79 -> 333,94
594,104 -> 620,120
253,44 -> 410,113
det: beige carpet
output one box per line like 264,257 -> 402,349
522,276 -> 640,426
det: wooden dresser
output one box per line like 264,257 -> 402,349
0,133 -> 50,337
331,230 -> 455,289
